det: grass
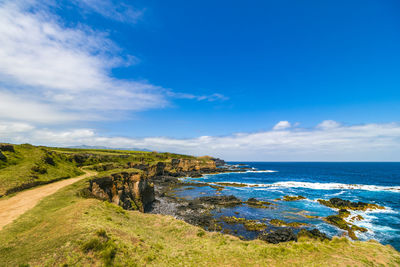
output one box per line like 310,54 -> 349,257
0,144 -> 83,196
0,178 -> 399,266
0,144 -> 199,196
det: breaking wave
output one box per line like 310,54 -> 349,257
214,180 -> 400,193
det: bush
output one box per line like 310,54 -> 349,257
77,188 -> 95,199
82,237 -> 103,252
44,156 -> 55,166
197,230 -> 205,237
31,164 -> 47,174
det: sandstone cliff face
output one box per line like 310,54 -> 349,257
89,171 -> 155,212
170,159 -> 216,172
89,158 -> 219,212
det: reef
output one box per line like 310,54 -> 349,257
282,195 -> 306,201
323,215 -> 367,240
318,197 -> 385,211
245,198 -> 275,209
269,219 -> 309,228
221,216 -> 267,231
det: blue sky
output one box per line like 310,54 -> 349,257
0,0 -> 400,160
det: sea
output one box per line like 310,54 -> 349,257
175,162 -> 400,250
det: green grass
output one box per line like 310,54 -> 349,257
0,144 -> 198,196
0,178 -> 399,266
0,144 -> 83,196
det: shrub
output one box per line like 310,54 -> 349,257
31,164 -> 47,174
197,230 -> 205,237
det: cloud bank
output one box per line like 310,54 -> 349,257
0,0 -> 169,124
1,120 -> 400,161
0,0 -> 226,125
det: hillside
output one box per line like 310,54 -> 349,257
0,143 -> 194,197
0,144 -> 399,266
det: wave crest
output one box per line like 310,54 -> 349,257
270,181 -> 400,192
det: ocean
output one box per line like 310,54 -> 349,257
175,162 -> 400,250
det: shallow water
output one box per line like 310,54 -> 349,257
176,162 -> 400,250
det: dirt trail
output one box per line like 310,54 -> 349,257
0,169 -> 96,230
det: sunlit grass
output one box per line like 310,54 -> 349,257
0,178 -> 399,266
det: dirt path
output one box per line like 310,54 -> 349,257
0,169 -> 96,230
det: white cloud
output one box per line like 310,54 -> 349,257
168,92 -> 229,102
273,121 -> 291,130
3,121 -> 400,161
0,122 -> 34,134
74,0 -> 144,23
0,0 -> 167,123
317,120 -> 341,129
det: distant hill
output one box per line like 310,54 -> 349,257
67,145 -> 152,152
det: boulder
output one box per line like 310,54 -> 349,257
0,151 -> 6,161
259,228 -> 297,244
0,144 -> 14,152
196,195 -> 242,207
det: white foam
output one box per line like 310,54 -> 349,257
327,190 -> 346,197
267,181 -> 400,193
245,170 -> 278,173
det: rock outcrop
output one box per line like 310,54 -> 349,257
259,228 -> 297,244
139,158 -> 218,178
88,158 -> 220,213
0,144 -> 15,152
207,157 -> 225,166
297,228 -> 331,241
89,171 -> 155,212
0,151 -> 6,161
318,197 -> 384,211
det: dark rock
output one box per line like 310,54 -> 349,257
245,198 -> 274,209
31,164 -> 47,174
318,197 -> 384,211
297,228 -> 331,241
73,154 -> 90,164
44,156 -> 55,166
127,162 -> 148,170
0,144 -> 15,152
210,157 -> 226,167
196,195 -> 242,207
283,195 -> 306,201
259,228 -> 297,244
0,151 -> 6,161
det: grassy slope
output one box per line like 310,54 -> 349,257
0,177 -> 399,266
0,144 -> 197,196
0,144 -> 83,196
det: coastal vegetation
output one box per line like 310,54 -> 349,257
1,177 -> 399,266
0,144 -> 399,266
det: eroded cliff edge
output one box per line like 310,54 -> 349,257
88,158 -> 223,212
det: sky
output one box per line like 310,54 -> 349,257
0,0 -> 400,161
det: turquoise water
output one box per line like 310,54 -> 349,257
177,162 -> 400,250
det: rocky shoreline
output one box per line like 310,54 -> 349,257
86,158 -> 384,244
148,169 -> 332,243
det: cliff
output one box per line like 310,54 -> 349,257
89,158 -> 219,212
89,171 -> 155,212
